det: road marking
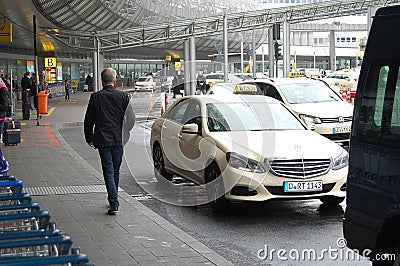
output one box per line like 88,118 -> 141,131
58,100 -> 78,104
131,194 -> 153,201
44,120 -> 60,146
42,107 -> 56,117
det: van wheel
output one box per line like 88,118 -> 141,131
320,196 -> 344,205
205,163 -> 228,210
153,144 -> 173,181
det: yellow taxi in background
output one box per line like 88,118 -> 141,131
150,95 -> 348,209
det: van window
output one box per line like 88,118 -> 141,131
356,64 -> 400,147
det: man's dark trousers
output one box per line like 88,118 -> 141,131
98,146 -> 123,209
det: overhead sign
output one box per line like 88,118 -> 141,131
45,57 -> 57,68
175,62 -> 182,70
0,23 -> 12,42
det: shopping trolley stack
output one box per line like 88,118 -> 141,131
0,157 -> 94,266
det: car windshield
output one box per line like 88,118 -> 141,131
279,82 -> 342,104
206,102 -> 305,132
138,77 -> 151,82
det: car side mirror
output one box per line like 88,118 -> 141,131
181,123 -> 200,135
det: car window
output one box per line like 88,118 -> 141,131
206,102 -> 304,132
184,102 -> 202,131
166,100 -> 190,124
254,83 -> 283,102
279,82 -> 342,104
355,64 -> 400,146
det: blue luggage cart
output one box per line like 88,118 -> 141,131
0,194 -> 32,205
0,235 -> 73,258
0,211 -> 51,232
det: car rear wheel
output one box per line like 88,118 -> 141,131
320,196 -> 345,205
153,144 -> 173,181
205,162 -> 228,210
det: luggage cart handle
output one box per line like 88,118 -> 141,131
0,229 -> 61,241
0,254 -> 90,265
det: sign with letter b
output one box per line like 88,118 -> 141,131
45,57 -> 57,68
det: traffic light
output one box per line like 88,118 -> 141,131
274,41 -> 282,60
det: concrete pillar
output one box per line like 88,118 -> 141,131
189,36 -> 196,95
268,28 -> 274,78
329,30 -> 336,71
223,13 -> 229,82
283,20 -> 290,77
184,40 -> 190,96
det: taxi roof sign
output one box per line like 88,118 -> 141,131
234,84 -> 262,95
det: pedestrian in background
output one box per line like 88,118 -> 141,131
64,79 -> 70,101
21,72 -> 34,110
0,79 -> 9,163
84,68 -> 135,215
172,71 -> 184,98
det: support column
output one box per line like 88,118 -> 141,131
184,40 -> 190,96
329,30 -> 336,71
240,33 -> 244,73
283,20 -> 290,77
189,36 -> 196,96
223,12 -> 228,82
268,28 -> 274,78
252,32 -> 256,78
93,37 -> 102,92
261,46 -> 265,75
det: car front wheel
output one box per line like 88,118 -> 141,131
205,162 -> 228,210
153,144 -> 173,181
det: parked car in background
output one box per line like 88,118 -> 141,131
134,76 -> 156,92
324,71 -> 359,92
233,73 -> 254,80
205,73 -> 242,86
240,77 -> 354,146
150,95 -> 348,208
160,76 -> 174,92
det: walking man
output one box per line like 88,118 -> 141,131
84,68 -> 135,215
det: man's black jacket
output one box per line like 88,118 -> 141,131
84,85 -> 132,149
21,76 -> 33,91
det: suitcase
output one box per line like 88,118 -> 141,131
22,102 -> 30,120
2,120 -> 21,146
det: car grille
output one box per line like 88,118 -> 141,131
267,159 -> 331,179
320,116 -> 352,123
265,183 -> 335,196
323,133 -> 350,142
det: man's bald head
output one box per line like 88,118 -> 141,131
101,68 -> 116,86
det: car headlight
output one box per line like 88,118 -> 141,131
332,150 -> 349,170
299,114 -> 321,130
299,114 -> 322,124
226,152 -> 265,173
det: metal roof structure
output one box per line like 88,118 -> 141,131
0,0 -> 399,59
44,0 -> 400,53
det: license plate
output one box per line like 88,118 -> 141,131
284,181 -> 323,192
332,127 -> 351,134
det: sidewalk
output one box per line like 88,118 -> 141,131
2,92 -> 233,266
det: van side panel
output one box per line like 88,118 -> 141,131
344,5 -> 400,255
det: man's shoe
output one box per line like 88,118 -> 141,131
107,207 -> 118,215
